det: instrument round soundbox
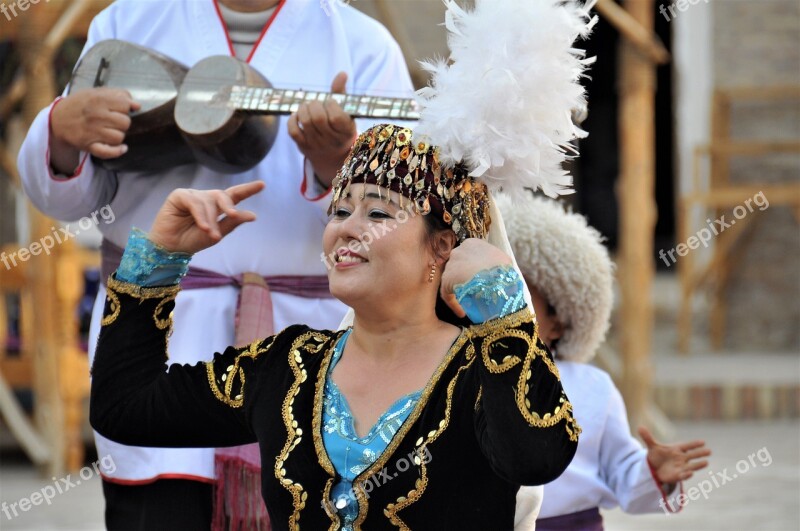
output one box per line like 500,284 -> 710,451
68,39 -> 195,172
174,56 -> 279,174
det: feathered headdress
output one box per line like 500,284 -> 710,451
332,0 -> 596,242
415,0 -> 596,198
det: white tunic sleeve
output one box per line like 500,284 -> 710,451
598,380 -> 670,514
16,5 -> 119,221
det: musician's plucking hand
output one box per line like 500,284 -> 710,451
48,87 -> 141,175
287,71 -> 358,188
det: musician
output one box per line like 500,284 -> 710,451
17,0 -> 412,528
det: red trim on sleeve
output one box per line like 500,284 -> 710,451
100,473 -> 215,486
213,0 -> 287,63
300,158 -> 333,202
46,97 -> 90,182
648,457 -> 684,514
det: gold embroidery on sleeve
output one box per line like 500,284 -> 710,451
473,307 -> 581,441
104,277 -> 181,328
101,289 -> 121,326
205,337 -> 274,408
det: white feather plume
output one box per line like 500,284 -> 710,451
414,0 -> 596,197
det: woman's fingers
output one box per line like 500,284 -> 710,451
225,181 -> 266,204
218,209 -> 256,237
213,190 -> 257,237
201,198 -> 221,240
441,290 -> 466,319
184,193 -> 211,232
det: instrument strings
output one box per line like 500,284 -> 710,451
69,71 -> 417,99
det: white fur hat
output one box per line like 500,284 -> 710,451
496,193 -> 614,362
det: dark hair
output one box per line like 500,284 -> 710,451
421,212 -> 472,327
421,209 -> 457,259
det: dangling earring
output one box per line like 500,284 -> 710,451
428,263 -> 437,283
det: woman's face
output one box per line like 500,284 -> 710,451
529,284 -> 564,350
323,183 -> 434,308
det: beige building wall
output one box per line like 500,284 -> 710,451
712,0 -> 799,350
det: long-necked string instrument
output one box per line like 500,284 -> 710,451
68,40 -> 419,173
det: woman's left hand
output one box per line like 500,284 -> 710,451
439,238 -> 513,318
638,426 -> 711,485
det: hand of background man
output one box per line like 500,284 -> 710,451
287,71 -> 357,188
49,87 -> 141,175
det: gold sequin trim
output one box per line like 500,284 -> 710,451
385,351 -> 476,528
105,277 -> 181,330
311,331 -> 345,530
205,337 -> 274,408
515,338 -> 581,441
101,289 -> 121,326
471,307 -> 580,441
321,477 -> 339,531
467,307 -> 534,340
345,331 -> 469,530
106,276 -> 181,299
278,331 -> 332,529
474,385 -> 483,412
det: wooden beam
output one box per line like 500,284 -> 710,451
0,141 -> 21,188
596,0 -> 670,65
0,0 -> 110,41
41,0 -> 95,61
371,0 -> 428,89
0,372 -> 51,465
0,77 -> 27,123
617,0 -> 658,430
19,2 -> 67,477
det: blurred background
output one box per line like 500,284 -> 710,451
0,0 -> 797,529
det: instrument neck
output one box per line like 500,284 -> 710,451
229,85 -> 419,120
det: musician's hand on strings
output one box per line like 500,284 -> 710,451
288,71 -> 357,189
148,181 -> 265,255
49,87 -> 141,175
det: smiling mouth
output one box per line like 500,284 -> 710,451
335,254 -> 367,264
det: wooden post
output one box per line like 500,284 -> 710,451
18,1 -> 65,477
617,0 -> 658,430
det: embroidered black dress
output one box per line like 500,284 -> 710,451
91,277 -> 580,530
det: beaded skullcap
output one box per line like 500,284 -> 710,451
330,124 -> 491,242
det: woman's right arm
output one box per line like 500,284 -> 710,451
89,275 -> 291,448
90,181 -> 273,447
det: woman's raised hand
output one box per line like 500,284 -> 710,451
439,238 -> 513,318
148,181 -> 265,254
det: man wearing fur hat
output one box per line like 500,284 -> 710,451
499,193 -> 711,531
